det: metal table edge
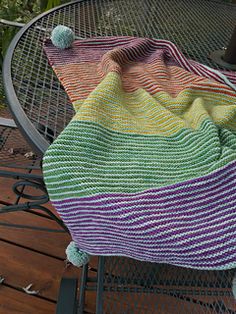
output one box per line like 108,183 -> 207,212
2,0 -> 88,156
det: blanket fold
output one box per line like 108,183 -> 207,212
43,36 -> 236,270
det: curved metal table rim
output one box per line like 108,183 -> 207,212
3,0 -> 236,156
3,8 -> 58,156
2,1 -> 236,313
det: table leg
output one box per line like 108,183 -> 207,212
209,25 -> 236,70
223,25 -> 236,65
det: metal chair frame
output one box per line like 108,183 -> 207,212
0,116 -> 67,232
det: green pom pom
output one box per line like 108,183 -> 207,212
66,241 -> 90,267
51,25 -> 75,49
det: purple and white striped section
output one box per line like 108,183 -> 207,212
53,161 -> 236,270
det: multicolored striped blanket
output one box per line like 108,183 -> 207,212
43,37 -> 236,270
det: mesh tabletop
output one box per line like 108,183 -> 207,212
100,256 -> 236,313
3,0 -> 236,155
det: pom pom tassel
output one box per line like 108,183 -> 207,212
51,25 -> 75,49
66,241 -> 90,267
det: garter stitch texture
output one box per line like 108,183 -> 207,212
43,36 -> 236,270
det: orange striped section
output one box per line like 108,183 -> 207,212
53,59 -> 236,104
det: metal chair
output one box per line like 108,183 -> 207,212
0,111 -> 67,232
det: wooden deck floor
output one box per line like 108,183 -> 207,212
0,174 -> 96,314
0,164 -> 236,313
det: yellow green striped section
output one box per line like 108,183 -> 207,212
72,72 -> 236,136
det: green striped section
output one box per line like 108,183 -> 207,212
43,119 -> 236,200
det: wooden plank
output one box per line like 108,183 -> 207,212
0,285 -> 55,314
0,211 -> 70,259
103,292 -> 216,314
0,240 -> 80,301
85,290 -> 97,314
0,175 -> 20,205
0,240 -> 97,309
0,211 -> 99,271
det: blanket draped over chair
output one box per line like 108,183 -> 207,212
43,36 -> 236,270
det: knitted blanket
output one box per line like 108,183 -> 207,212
43,36 -> 236,270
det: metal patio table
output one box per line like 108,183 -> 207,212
2,0 -> 236,313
